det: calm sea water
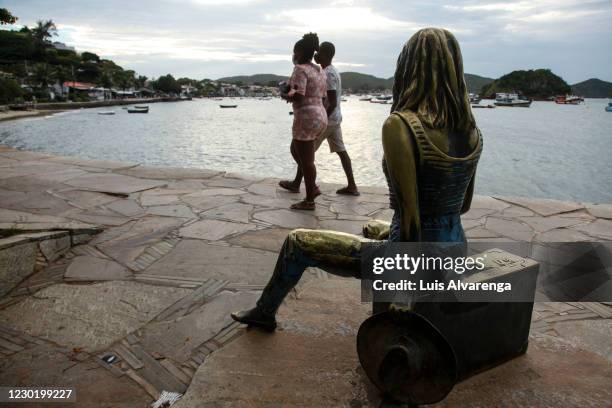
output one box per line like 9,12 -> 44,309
1,98 -> 610,203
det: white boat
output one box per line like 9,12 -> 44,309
469,93 -> 481,104
98,111 -> 115,115
494,93 -> 531,107
127,106 -> 149,113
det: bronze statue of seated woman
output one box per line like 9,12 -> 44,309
232,27 -> 482,331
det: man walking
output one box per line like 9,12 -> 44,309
279,41 -> 359,196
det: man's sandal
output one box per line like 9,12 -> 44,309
290,200 -> 316,211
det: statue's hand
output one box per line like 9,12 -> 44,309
362,220 -> 391,240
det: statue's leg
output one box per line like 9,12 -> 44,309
256,228 -> 365,315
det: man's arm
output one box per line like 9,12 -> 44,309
326,89 -> 337,117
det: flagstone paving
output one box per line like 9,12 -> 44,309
0,145 -> 611,407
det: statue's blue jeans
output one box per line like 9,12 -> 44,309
255,238 -> 362,315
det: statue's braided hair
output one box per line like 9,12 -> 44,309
294,32 -> 320,61
391,28 -> 475,133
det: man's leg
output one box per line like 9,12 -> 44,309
337,150 -> 358,192
327,125 -> 359,195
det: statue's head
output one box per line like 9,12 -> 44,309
392,28 -> 475,133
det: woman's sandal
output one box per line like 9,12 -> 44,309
336,186 -> 360,196
279,180 -> 300,193
290,199 -> 316,211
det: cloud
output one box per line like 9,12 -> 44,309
269,7 -> 415,33
2,0 -> 610,82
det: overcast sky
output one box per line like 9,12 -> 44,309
3,0 -> 611,83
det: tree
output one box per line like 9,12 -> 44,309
81,51 -> 100,63
0,8 -> 17,25
152,74 -> 180,94
32,62 -> 53,88
31,19 -> 57,55
0,77 -> 23,103
136,75 -> 148,88
98,70 -> 113,88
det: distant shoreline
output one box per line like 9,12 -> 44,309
0,97 -> 188,122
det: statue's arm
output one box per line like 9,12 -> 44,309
363,219 -> 391,240
382,115 -> 420,241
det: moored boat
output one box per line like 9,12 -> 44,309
494,93 -> 531,107
606,100 -> 612,112
555,95 -> 583,105
220,104 -> 237,108
127,106 -> 149,113
469,93 -> 481,104
98,111 -> 115,115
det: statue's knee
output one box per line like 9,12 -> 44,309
287,229 -> 314,250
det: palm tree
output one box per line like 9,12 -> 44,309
136,75 -> 148,89
32,63 -> 52,88
31,20 -> 57,55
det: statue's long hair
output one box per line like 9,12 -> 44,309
391,28 -> 475,134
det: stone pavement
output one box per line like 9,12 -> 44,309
0,144 -> 610,407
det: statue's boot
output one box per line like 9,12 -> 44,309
231,307 -> 277,332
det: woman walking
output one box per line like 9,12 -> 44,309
280,33 -> 328,210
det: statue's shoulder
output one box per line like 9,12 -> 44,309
382,113 -> 407,139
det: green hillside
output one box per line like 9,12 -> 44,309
571,78 -> 612,98
219,71 -> 492,94
217,74 -> 288,86
340,72 -> 392,91
465,73 -> 494,94
481,69 -> 571,99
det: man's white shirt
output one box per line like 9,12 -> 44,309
325,65 -> 342,126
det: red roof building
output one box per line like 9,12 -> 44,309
63,81 -> 95,90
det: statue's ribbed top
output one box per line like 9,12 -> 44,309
383,110 -> 482,217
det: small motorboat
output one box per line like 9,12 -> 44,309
341,98 -> 348,102
471,104 -> 495,109
469,93 -> 481,104
555,95 -> 583,105
98,111 -> 115,115
134,105 -> 149,109
606,100 -> 612,112
494,93 -> 531,107
289,111 -> 294,115
359,96 -> 372,101
127,106 -> 149,113
220,104 -> 237,108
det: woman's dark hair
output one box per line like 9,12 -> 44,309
391,28 -> 475,133
294,32 -> 320,61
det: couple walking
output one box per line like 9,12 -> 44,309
280,33 -> 359,211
